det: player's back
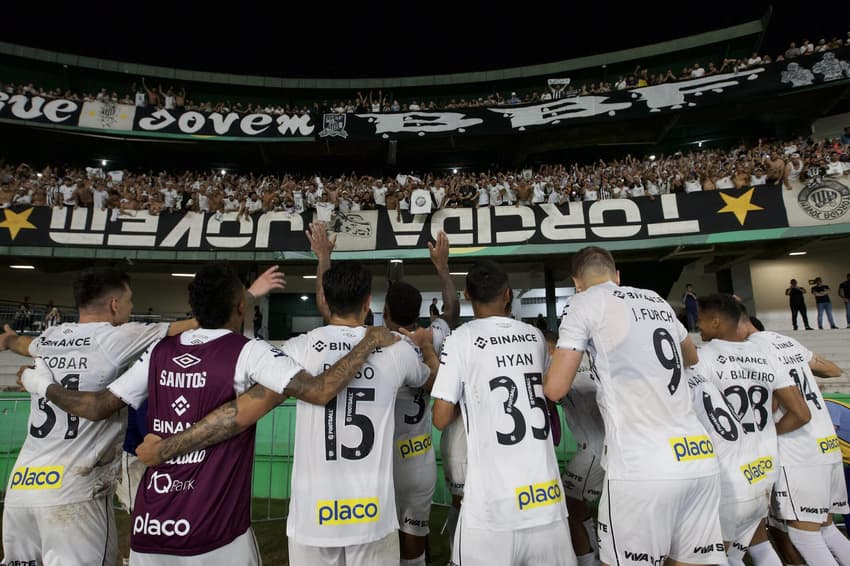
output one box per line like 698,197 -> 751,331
559,282 -> 716,481
443,317 -> 565,531
283,325 -> 428,546
559,359 -> 604,455
748,330 -> 841,467
699,338 -> 792,472
687,362 -> 774,502
7,321 -> 166,508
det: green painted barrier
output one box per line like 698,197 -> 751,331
13,393 -> 850,506
0,393 -> 579,506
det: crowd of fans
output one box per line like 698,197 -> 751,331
2,134 -> 849,220
3,33 -> 849,116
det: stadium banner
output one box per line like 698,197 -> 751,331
131,106 -> 316,139
0,188 -> 789,252
328,47 -> 850,140
0,93 -> 83,126
783,177 -> 850,227
2,48 -> 849,142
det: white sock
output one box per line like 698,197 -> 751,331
576,552 -> 598,566
822,523 -> 850,564
727,542 -> 746,566
582,517 -> 598,556
400,552 -> 426,566
445,505 -> 460,550
748,540 -> 783,566
787,526 -> 839,566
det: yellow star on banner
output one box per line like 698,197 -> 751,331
0,208 -> 37,240
717,188 -> 764,226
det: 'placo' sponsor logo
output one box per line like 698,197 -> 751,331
317,498 -> 380,526
741,456 -> 774,485
669,435 -> 715,462
132,513 -> 191,536
398,433 -> 432,459
9,466 -> 64,490
819,435 -> 840,454
515,479 -> 562,511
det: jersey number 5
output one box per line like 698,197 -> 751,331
324,387 -> 375,461
489,372 -> 550,446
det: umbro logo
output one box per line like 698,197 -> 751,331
172,353 -> 202,369
474,337 -> 487,349
171,395 -> 191,416
314,340 -> 326,352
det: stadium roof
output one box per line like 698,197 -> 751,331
0,4 -> 841,79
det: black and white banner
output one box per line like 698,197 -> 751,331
0,188 -> 795,253
2,48 -> 849,142
132,107 -> 315,139
325,48 -> 850,140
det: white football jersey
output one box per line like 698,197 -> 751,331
687,363 -> 774,503
699,338 -> 794,478
394,336 -> 434,465
5,322 -> 168,507
559,358 -> 604,455
283,325 -> 429,547
431,316 -> 567,531
557,282 -> 718,481
748,331 -> 841,467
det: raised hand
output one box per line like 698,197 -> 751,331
306,221 -> 336,263
428,231 -> 450,273
247,266 -> 286,299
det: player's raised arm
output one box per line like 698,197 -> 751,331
136,326 -> 399,466
306,221 -> 335,322
430,231 -> 459,329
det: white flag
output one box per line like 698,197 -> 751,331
410,188 -> 432,214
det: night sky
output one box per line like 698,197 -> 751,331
2,3 -> 849,78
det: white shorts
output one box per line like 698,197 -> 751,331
441,418 -> 467,497
562,450 -> 604,502
719,493 -> 769,551
115,452 -> 146,513
771,462 -> 850,524
450,516 -> 576,566
2,497 -> 118,566
129,527 -> 260,565
598,476 -> 725,565
393,447 -> 436,536
288,531 -> 399,566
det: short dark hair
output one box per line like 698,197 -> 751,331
571,246 -> 616,280
466,260 -> 508,303
749,316 -> 765,331
73,268 -> 130,309
188,263 -> 244,328
542,330 -> 558,344
323,262 -> 372,317
386,281 -> 422,327
697,294 -> 741,324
